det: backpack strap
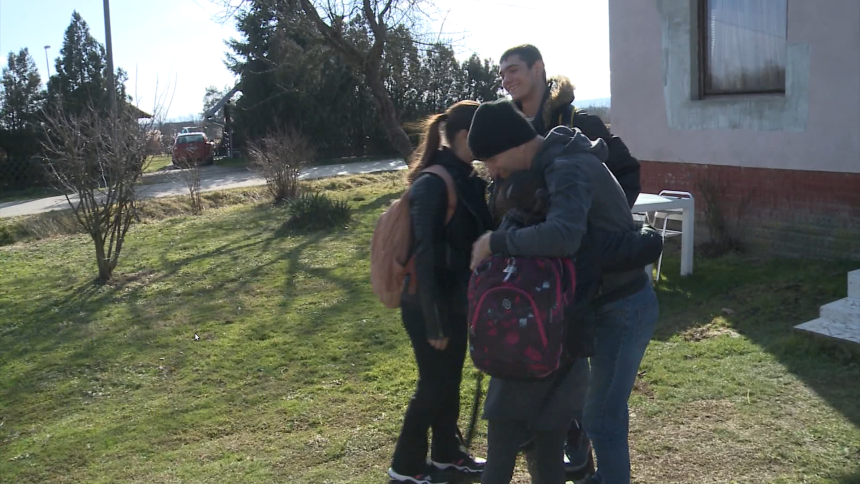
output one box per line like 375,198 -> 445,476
518,360 -> 576,452
401,164 -> 459,296
463,371 -> 484,449
421,164 -> 458,224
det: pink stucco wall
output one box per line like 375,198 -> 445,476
609,0 -> 860,174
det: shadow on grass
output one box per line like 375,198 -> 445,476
653,252 -> 860,428
254,192 -> 409,367
0,179 -> 419,481
836,467 -> 860,484
11,190 -> 403,371
6,177 -> 858,480
0,206 -> 290,394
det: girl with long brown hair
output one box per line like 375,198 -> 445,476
388,101 -> 494,484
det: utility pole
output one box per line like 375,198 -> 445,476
43,46 -> 51,77
103,0 -> 117,117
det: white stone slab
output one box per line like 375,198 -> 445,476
848,269 -> 860,300
819,298 -> 860,328
795,318 -> 860,345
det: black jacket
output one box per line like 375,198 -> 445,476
402,148 -> 495,339
524,75 -> 642,209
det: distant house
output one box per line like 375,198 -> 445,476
609,0 -> 860,257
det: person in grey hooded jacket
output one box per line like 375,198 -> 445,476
468,100 -> 658,484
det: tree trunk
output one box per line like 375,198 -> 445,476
365,70 -> 413,159
93,234 -> 111,283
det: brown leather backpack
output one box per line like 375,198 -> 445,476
369,165 -> 457,309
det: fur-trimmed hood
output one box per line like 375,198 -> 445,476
540,75 -> 576,128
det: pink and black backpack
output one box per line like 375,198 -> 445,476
468,255 -> 576,380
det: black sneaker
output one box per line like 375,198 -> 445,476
388,466 -> 450,484
429,452 -> 486,474
564,420 -> 593,473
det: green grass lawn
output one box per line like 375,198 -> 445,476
145,155 -> 173,173
144,155 -> 249,174
1,173 -> 858,483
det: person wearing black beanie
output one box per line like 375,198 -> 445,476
468,99 -> 538,162
467,99 -> 659,484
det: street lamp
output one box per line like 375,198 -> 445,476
43,45 -> 51,77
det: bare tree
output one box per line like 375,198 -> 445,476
41,104 -> 155,282
247,126 -> 314,202
220,0 -> 437,159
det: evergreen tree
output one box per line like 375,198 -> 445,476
462,54 -> 503,103
47,11 -> 128,114
225,1 -> 505,158
0,48 -> 44,131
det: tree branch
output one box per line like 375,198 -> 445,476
299,0 -> 365,64
362,0 -> 389,70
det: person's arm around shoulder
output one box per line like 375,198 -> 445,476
487,156 -> 593,259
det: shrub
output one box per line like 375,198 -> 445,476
247,127 -> 315,202
0,225 -> 13,245
285,192 -> 351,231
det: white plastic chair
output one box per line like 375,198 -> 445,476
651,190 -> 693,282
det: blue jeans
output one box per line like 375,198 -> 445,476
572,283 -> 659,484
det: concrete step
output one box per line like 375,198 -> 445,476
849,269 -> 860,300
819,298 -> 860,327
795,318 -> 860,345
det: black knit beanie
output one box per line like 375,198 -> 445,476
468,99 -> 538,160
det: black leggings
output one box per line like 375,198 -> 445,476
390,302 -> 469,475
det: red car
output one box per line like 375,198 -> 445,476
172,133 -> 215,167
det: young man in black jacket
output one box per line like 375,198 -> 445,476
498,44 -> 641,209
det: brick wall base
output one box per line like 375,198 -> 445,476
639,161 -> 860,259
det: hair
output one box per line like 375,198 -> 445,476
493,169 -> 549,224
500,44 -> 547,83
407,100 -> 480,184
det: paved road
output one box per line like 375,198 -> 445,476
0,159 -> 407,219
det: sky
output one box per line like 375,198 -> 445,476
0,0 -> 610,121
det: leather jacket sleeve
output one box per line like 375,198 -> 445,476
408,173 -> 449,340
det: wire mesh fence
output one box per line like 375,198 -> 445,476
0,156 -> 50,193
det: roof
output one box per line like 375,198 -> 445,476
127,104 -> 152,119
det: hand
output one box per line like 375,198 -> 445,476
428,337 -> 449,351
470,232 -> 493,271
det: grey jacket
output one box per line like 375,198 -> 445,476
483,128 -> 649,427
489,126 -> 648,303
